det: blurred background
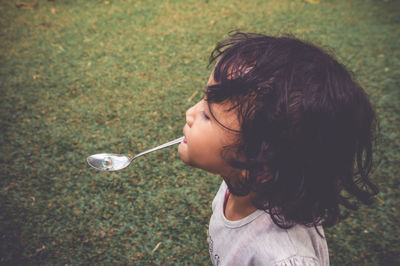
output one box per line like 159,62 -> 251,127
0,0 -> 399,264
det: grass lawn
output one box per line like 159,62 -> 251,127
0,0 -> 399,264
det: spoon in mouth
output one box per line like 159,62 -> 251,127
87,136 -> 184,171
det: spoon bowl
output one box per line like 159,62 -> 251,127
87,136 -> 184,171
87,153 -> 132,171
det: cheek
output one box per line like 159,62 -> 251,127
192,139 -> 227,168
191,130 -> 221,155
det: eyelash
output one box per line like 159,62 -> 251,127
201,111 -> 210,120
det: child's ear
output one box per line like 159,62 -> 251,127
241,169 -> 249,179
245,166 -> 272,184
261,165 -> 273,184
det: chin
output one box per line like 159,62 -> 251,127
178,143 -> 190,164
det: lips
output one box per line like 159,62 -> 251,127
183,126 -> 188,144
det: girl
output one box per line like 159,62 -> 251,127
178,32 -> 378,265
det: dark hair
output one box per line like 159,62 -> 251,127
206,32 -> 379,228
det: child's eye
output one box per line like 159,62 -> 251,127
201,111 -> 210,120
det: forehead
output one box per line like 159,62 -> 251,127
207,67 -> 217,87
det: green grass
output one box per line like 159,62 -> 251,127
0,0 -> 399,264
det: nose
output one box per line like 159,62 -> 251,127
186,105 -> 195,127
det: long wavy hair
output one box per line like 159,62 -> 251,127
206,32 -> 379,228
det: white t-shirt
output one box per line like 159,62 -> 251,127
208,181 -> 329,266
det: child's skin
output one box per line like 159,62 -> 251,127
178,70 -> 257,221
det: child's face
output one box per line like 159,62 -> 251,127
178,72 -> 240,176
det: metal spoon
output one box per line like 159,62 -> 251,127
87,136 -> 184,171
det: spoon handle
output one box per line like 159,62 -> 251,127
132,136 -> 184,160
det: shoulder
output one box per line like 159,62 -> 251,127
285,224 -> 329,265
248,253 -> 320,266
272,256 -> 320,266
247,220 -> 329,265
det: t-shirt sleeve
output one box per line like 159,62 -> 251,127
273,256 -> 320,266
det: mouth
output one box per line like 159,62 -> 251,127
182,127 -> 188,144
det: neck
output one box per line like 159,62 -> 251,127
224,192 -> 257,221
